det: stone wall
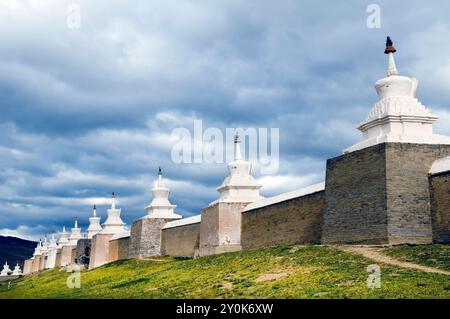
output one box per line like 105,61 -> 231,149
32,255 -> 40,273
89,234 -> 113,269
23,259 -> 33,275
161,222 -> 200,257
109,237 -> 130,262
128,217 -> 179,258
199,202 -> 248,256
55,250 -> 62,268
241,191 -> 325,250
322,143 -> 450,245
60,245 -> 75,267
322,143 -> 388,244
385,144 -> 450,244
429,171 -> 450,243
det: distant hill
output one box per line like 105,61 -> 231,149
0,236 -> 36,269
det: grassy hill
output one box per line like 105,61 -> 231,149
0,236 -> 36,269
0,245 -> 449,299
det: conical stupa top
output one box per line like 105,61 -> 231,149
144,168 -> 181,219
100,192 -> 126,234
87,204 -> 102,239
212,133 -> 262,205
69,217 -> 82,245
343,36 -> 450,153
58,225 -> 70,246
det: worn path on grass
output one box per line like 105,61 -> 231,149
337,246 -> 450,276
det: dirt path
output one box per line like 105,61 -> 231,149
337,246 -> 450,276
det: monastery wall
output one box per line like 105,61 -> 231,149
161,218 -> 200,257
429,171 -> 450,243
385,144 -> 450,244
241,189 -> 325,250
109,236 -> 130,262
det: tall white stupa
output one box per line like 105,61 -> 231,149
68,218 -> 82,246
0,261 -> 12,276
40,235 -> 49,256
86,205 -> 102,238
199,134 -> 263,257
12,263 -> 22,276
100,193 -> 126,234
58,225 -> 70,246
144,168 -> 181,219
211,134 -> 263,205
345,36 -> 450,153
45,234 -> 59,269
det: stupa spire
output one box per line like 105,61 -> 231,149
111,192 -> 116,209
385,36 -> 398,76
344,36 -> 450,153
87,204 -> 102,239
234,134 -> 242,161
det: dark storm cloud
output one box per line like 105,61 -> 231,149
1,0 -> 450,239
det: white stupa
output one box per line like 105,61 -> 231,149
144,168 -> 181,219
40,235 -> 49,255
0,261 -> 12,276
12,263 -> 22,276
345,37 -> 450,153
100,193 -> 126,234
45,234 -> 59,269
58,225 -> 70,246
68,218 -> 82,246
32,239 -> 42,258
87,205 -> 102,238
210,134 -> 263,205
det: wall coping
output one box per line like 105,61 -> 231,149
162,215 -> 201,230
110,230 -> 130,241
243,182 -> 325,213
429,156 -> 450,175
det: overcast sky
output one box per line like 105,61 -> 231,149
1,0 -> 450,240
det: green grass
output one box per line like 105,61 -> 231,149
381,244 -> 450,272
0,245 -> 449,299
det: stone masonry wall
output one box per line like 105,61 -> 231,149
128,217 -> 178,258
385,144 -> 450,244
429,171 -> 450,243
109,237 -> 130,262
199,202 -> 248,256
241,191 -> 325,250
322,143 -> 389,244
322,143 -> 450,245
161,223 -> 200,257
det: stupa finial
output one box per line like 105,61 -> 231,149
111,192 -> 116,209
384,36 -> 396,54
384,36 -> 398,76
234,133 -> 242,161
93,204 -> 97,217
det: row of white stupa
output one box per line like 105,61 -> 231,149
0,261 -> 22,277
25,37 -> 450,270
28,132 -> 263,269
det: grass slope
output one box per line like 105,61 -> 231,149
381,244 -> 450,272
0,245 -> 448,299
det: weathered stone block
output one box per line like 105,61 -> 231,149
89,233 -> 113,269
109,236 -> 130,262
199,202 -> 248,256
60,245 -> 76,267
429,171 -> 450,243
322,142 -> 450,244
128,217 -> 178,258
